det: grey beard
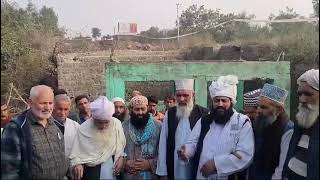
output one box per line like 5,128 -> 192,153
296,103 -> 319,129
257,112 -> 277,127
176,101 -> 194,120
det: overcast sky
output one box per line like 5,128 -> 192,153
14,0 -> 314,37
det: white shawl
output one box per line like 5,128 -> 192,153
69,117 -> 126,167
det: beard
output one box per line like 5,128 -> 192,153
296,103 -> 319,129
32,109 -> 52,120
211,105 -> 234,124
257,111 -> 278,127
130,112 -> 149,129
113,112 -> 126,122
176,100 -> 194,119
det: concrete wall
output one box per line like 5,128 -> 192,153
56,50 -> 181,99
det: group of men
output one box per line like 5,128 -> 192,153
1,69 -> 318,180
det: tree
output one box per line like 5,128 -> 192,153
140,26 -> 161,37
38,6 -> 59,33
91,27 -> 101,39
179,4 -> 255,42
1,1 -> 63,109
268,7 -> 310,34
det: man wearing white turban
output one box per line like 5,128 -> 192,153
178,75 -> 254,180
156,79 -> 209,180
69,96 -> 126,180
282,69 -> 319,180
112,97 -> 130,122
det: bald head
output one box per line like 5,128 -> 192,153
28,85 -> 54,121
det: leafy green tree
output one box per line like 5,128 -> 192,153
91,27 -> 101,39
179,4 -> 255,42
38,6 -> 59,33
1,1 -> 63,105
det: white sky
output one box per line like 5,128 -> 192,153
14,0 -> 314,37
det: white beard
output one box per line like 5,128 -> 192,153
176,101 -> 194,120
32,109 -> 52,120
296,103 -> 319,129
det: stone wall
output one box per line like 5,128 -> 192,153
56,50 -> 182,100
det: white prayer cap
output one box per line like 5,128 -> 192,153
90,96 -> 115,121
112,97 -> 125,104
175,79 -> 194,91
209,75 -> 239,104
297,69 -> 319,91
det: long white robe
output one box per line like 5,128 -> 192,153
185,112 -> 255,180
69,117 -> 126,179
156,113 -> 194,179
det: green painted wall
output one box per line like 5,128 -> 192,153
106,61 -> 290,114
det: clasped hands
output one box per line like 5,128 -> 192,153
125,159 -> 151,174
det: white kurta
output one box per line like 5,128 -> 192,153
100,159 -> 115,180
156,113 -> 193,179
271,129 -> 294,179
64,118 -> 80,158
185,112 -> 255,180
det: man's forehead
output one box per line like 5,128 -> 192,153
55,101 -> 71,107
114,101 -> 125,106
258,96 -> 275,106
176,90 -> 193,95
132,104 -> 148,109
213,96 -> 230,100
298,81 -> 319,93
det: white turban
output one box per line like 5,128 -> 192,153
112,97 -> 125,104
209,75 -> 239,104
175,79 -> 194,91
297,69 -> 319,91
90,96 -> 115,120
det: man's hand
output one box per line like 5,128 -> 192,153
134,159 -> 150,171
114,157 -> 124,176
125,159 -> 137,174
177,144 -> 188,162
73,164 -> 83,180
200,159 -> 216,178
